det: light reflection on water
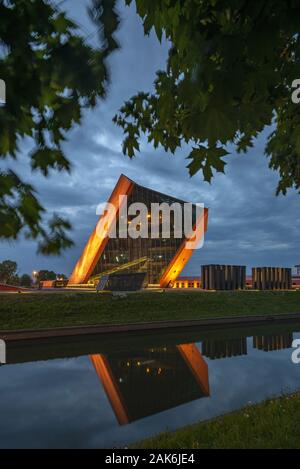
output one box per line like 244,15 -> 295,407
0,323 -> 300,448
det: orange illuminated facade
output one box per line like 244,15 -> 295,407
172,277 -> 201,289
68,175 -> 134,285
68,174 -> 208,287
160,209 -> 208,288
90,354 -> 130,425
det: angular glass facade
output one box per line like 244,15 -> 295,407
68,174 -> 208,287
90,182 -> 192,285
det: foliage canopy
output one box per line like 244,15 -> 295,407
114,0 -> 300,194
1,0 -> 300,255
0,0 -> 118,253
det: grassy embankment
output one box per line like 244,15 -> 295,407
133,393 -> 300,449
0,290 -> 300,330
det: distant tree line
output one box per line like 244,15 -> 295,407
0,259 -> 66,287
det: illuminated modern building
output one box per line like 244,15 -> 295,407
90,344 -> 210,424
68,174 -> 208,288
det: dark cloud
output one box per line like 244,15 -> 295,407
1,1 -> 299,276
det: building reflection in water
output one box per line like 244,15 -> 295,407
201,338 -> 247,360
90,344 -> 209,425
253,333 -> 293,352
90,333 -> 293,426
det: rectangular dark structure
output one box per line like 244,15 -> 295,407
252,267 -> 292,290
98,272 -> 146,292
201,264 -> 246,290
253,334 -> 293,352
202,337 -> 247,360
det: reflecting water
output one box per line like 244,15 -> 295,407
1,322 -> 300,448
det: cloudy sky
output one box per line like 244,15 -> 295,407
1,0 -> 300,277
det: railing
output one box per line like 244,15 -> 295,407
89,256 -> 149,285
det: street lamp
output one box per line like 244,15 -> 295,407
32,271 -> 38,287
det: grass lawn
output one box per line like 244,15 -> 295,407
133,393 -> 300,449
0,290 -> 300,330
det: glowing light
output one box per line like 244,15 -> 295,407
68,175 -> 134,285
159,208 -> 208,288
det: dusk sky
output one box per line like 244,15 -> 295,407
1,0 -> 300,277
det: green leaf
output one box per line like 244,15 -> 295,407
187,145 -> 229,181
